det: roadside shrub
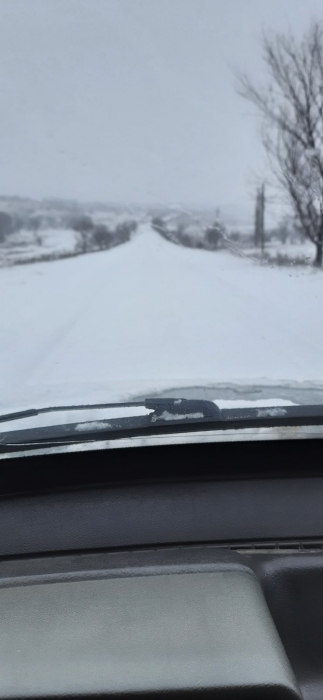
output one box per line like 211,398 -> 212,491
0,211 -> 15,243
151,217 -> 165,234
205,223 -> 224,249
93,224 -> 113,250
72,215 -> 94,253
264,252 -> 312,267
116,220 -> 137,243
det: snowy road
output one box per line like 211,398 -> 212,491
1,225 -> 323,412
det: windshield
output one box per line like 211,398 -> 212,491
1,0 -> 323,441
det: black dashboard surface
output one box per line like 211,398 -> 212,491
0,437 -> 322,699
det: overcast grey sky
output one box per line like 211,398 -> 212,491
0,0 -> 323,210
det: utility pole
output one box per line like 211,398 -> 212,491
254,183 -> 266,251
254,190 -> 260,247
259,182 -> 266,255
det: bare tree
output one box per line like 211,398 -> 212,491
0,212 -> 14,243
29,215 -> 43,246
93,224 -> 113,250
238,22 -> 323,266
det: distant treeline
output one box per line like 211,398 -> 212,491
151,216 -> 306,250
0,209 -> 138,253
151,216 -> 227,250
0,207 -> 307,253
71,216 -> 138,253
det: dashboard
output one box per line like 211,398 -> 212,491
0,436 -> 322,699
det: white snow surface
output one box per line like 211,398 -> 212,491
257,408 -> 287,418
257,407 -> 288,417
75,421 -> 112,432
1,224 -> 323,422
152,410 -> 204,422
216,399 -> 295,410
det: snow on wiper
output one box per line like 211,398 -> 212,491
1,398 -> 323,453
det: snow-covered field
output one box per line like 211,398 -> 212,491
0,228 -> 78,266
1,224 -> 323,417
244,240 -> 315,265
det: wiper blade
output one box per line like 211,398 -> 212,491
0,398 -> 221,451
0,400 -> 145,424
0,397 -> 220,447
1,398 -> 323,453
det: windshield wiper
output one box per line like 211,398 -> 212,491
0,400 -> 146,424
0,398 -> 221,451
1,398 -> 323,453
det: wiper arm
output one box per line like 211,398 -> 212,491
145,397 -> 221,419
1,398 -> 323,453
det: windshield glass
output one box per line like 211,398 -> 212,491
1,0 -> 323,438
